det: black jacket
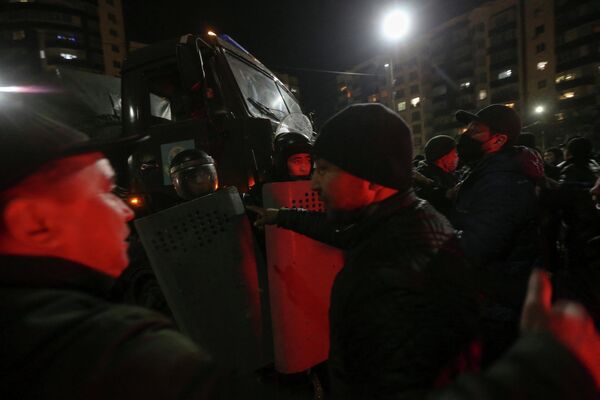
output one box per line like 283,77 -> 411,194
541,159 -> 600,270
0,256 -> 259,400
451,148 -> 539,275
276,191 -> 481,399
415,161 -> 458,217
450,149 -> 540,319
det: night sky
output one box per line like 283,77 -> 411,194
123,0 -> 487,126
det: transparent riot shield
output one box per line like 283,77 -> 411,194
262,181 -> 344,373
135,186 -> 268,372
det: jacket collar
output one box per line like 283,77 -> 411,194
0,255 -> 115,298
336,189 -> 418,247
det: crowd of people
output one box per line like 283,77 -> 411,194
1,100 -> 600,399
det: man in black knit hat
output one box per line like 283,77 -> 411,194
249,103 -> 600,399
250,103 -> 482,398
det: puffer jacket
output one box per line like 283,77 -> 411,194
276,191 -> 481,399
450,148 -> 539,277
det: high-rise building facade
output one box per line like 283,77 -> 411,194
0,0 -> 126,77
337,0 -> 600,152
552,0 -> 600,144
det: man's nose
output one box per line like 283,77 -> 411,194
121,200 -> 135,222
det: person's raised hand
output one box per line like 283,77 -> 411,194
245,205 -> 279,228
520,269 -> 600,388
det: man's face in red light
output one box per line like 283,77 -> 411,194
435,148 -> 459,173
310,158 -> 375,212
287,153 -> 312,178
57,158 -> 134,276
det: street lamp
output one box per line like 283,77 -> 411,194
533,105 -> 547,148
381,9 -> 411,42
380,8 -> 411,110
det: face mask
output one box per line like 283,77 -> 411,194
457,135 -> 485,164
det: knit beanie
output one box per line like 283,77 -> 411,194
313,103 -> 413,190
424,135 -> 456,162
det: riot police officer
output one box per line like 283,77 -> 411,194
273,131 -> 313,181
169,149 -> 219,200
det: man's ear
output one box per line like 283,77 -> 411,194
495,134 -> 508,146
485,133 -> 508,153
2,198 -> 62,249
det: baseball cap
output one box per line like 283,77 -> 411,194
455,104 -> 521,144
0,104 -> 146,191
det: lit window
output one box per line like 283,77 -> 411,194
504,102 -> 515,108
39,50 -> 45,59
290,88 -> 298,93
368,94 -> 378,103
498,69 -> 512,79
339,85 -> 348,92
559,91 -> 575,100
555,112 -> 566,121
57,34 -> 77,42
12,30 -> 25,40
60,53 -> 78,60
555,74 -> 576,83
537,61 -> 548,71
458,127 -> 468,134
478,89 -> 488,100
410,97 -> 421,107
397,101 -> 407,111
459,81 -> 471,89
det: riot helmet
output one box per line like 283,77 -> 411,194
169,149 -> 218,200
273,131 -> 313,180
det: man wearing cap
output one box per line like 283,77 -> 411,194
415,135 -> 459,216
0,107 -> 260,399
250,103 -> 481,398
452,104 -> 540,364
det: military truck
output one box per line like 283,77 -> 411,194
3,32 -> 313,214
118,32 -> 314,213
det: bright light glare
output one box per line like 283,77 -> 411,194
382,9 -> 411,41
534,105 -> 545,114
0,85 -> 55,93
207,31 -> 217,37
384,63 -> 390,68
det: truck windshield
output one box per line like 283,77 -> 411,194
225,53 -> 300,121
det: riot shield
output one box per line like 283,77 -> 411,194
262,181 -> 344,373
135,186 -> 268,372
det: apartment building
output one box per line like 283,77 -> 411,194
0,0 -> 126,77
338,0 -> 600,152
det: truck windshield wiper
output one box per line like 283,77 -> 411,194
247,97 -> 285,121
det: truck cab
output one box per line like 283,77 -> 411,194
120,33 -> 312,213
